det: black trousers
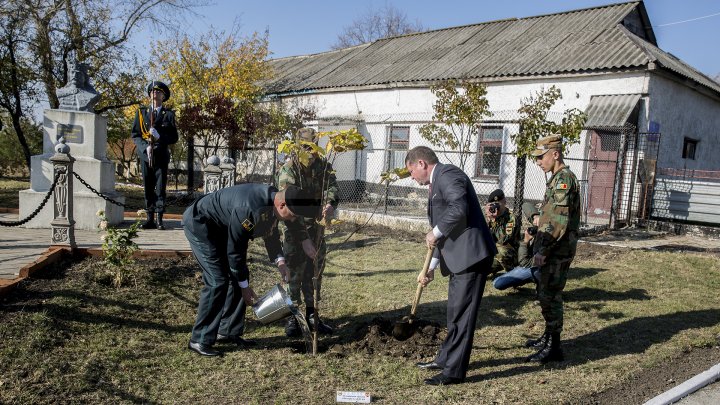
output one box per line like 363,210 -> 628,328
140,159 -> 169,214
184,216 -> 247,345
434,257 -> 491,379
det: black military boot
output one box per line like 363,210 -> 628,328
524,330 -> 550,349
157,213 -> 165,230
141,211 -> 157,229
285,316 -> 301,338
526,332 -> 564,363
307,307 -> 333,335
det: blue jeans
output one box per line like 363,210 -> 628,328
493,266 -> 540,290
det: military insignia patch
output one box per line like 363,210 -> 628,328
557,183 -> 568,190
242,219 -> 254,231
505,223 -> 514,234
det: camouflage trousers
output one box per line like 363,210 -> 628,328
491,244 -> 518,274
537,260 -> 571,334
284,230 -> 327,308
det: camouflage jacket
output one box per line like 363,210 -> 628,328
276,157 -> 340,240
535,165 -> 581,264
488,208 -> 520,250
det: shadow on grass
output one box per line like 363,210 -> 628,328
466,309 -> 720,381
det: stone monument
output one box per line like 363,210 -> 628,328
19,59 -> 125,230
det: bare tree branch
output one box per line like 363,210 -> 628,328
331,4 -> 425,50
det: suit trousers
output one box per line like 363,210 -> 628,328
185,223 -> 247,345
435,258 -> 490,380
140,158 -> 169,213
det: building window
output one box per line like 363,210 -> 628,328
475,126 -> 503,177
682,137 -> 697,160
386,125 -> 409,170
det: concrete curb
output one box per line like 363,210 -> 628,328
644,363 -> 720,405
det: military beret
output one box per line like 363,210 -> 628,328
284,185 -> 321,218
488,189 -> 505,203
147,81 -> 170,101
521,202 -> 540,223
531,134 -> 563,157
296,128 -> 317,143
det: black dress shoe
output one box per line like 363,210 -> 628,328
216,334 -> 257,347
416,361 -> 443,370
157,223 -> 165,230
188,341 -> 221,357
424,373 -> 464,386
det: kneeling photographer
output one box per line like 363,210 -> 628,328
485,189 -> 520,275
493,202 -> 541,291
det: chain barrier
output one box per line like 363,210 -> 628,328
73,172 -> 200,211
0,172 -> 61,227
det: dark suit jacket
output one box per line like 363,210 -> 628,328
131,106 -> 179,166
429,163 -> 497,275
183,184 -> 283,283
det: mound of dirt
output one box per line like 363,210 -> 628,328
329,317 -> 445,359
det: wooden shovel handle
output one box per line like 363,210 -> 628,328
410,248 -> 434,316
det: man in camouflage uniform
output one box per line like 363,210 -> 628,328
277,128 -> 340,337
485,189 -> 520,275
492,202 -> 540,291
525,134 -> 581,363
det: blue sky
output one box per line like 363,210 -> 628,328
158,0 -> 720,79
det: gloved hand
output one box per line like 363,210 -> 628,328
150,127 -> 160,140
146,145 -> 153,161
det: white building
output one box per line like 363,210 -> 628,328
265,1 -> 720,229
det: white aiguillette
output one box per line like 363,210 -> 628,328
336,390 -> 371,403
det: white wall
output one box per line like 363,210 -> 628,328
646,73 -> 720,171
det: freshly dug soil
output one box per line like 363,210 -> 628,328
329,317 -> 445,360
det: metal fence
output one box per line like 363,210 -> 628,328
193,116 -> 664,231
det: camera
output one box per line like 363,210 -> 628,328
488,202 -> 500,214
527,226 -> 538,236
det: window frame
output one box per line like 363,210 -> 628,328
474,125 -> 504,179
682,137 -> 698,160
385,125 -> 410,170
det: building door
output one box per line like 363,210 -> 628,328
586,130 -> 620,223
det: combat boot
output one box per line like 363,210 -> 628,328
157,213 -> 165,230
141,211 -> 157,229
524,329 -> 550,349
526,332 -> 564,363
285,316 -> 301,338
307,307 -> 333,335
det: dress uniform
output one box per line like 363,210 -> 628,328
131,81 -> 179,230
526,134 -> 581,363
276,128 -> 339,337
184,183 -> 318,356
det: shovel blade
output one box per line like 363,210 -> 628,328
392,315 -> 417,341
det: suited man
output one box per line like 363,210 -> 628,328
405,146 -> 497,385
184,183 -> 319,357
131,81 -> 179,230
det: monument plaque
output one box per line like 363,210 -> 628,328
56,124 -> 84,144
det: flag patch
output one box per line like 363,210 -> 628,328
557,183 -> 568,190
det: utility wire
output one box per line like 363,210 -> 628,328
657,11 -> 720,27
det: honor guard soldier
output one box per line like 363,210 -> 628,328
276,128 -> 340,338
131,81 -> 178,230
525,134 -> 581,363
485,189 -> 520,275
184,184 -> 319,357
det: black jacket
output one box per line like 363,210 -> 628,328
131,105 -> 179,165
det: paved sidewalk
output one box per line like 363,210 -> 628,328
0,212 -> 189,279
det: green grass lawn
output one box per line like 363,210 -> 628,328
1,229 -> 719,404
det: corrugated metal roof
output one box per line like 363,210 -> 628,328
584,94 -> 642,127
265,1 -> 719,97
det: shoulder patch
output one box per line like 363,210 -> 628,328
557,183 -> 568,190
505,222 -> 514,234
242,219 -> 255,232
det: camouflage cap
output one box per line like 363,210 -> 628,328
521,202 -> 540,223
530,134 -> 563,157
295,128 -> 317,143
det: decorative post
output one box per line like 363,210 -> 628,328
220,156 -> 236,189
50,137 -> 76,248
204,155 -> 222,194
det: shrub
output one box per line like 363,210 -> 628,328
97,210 -> 143,288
